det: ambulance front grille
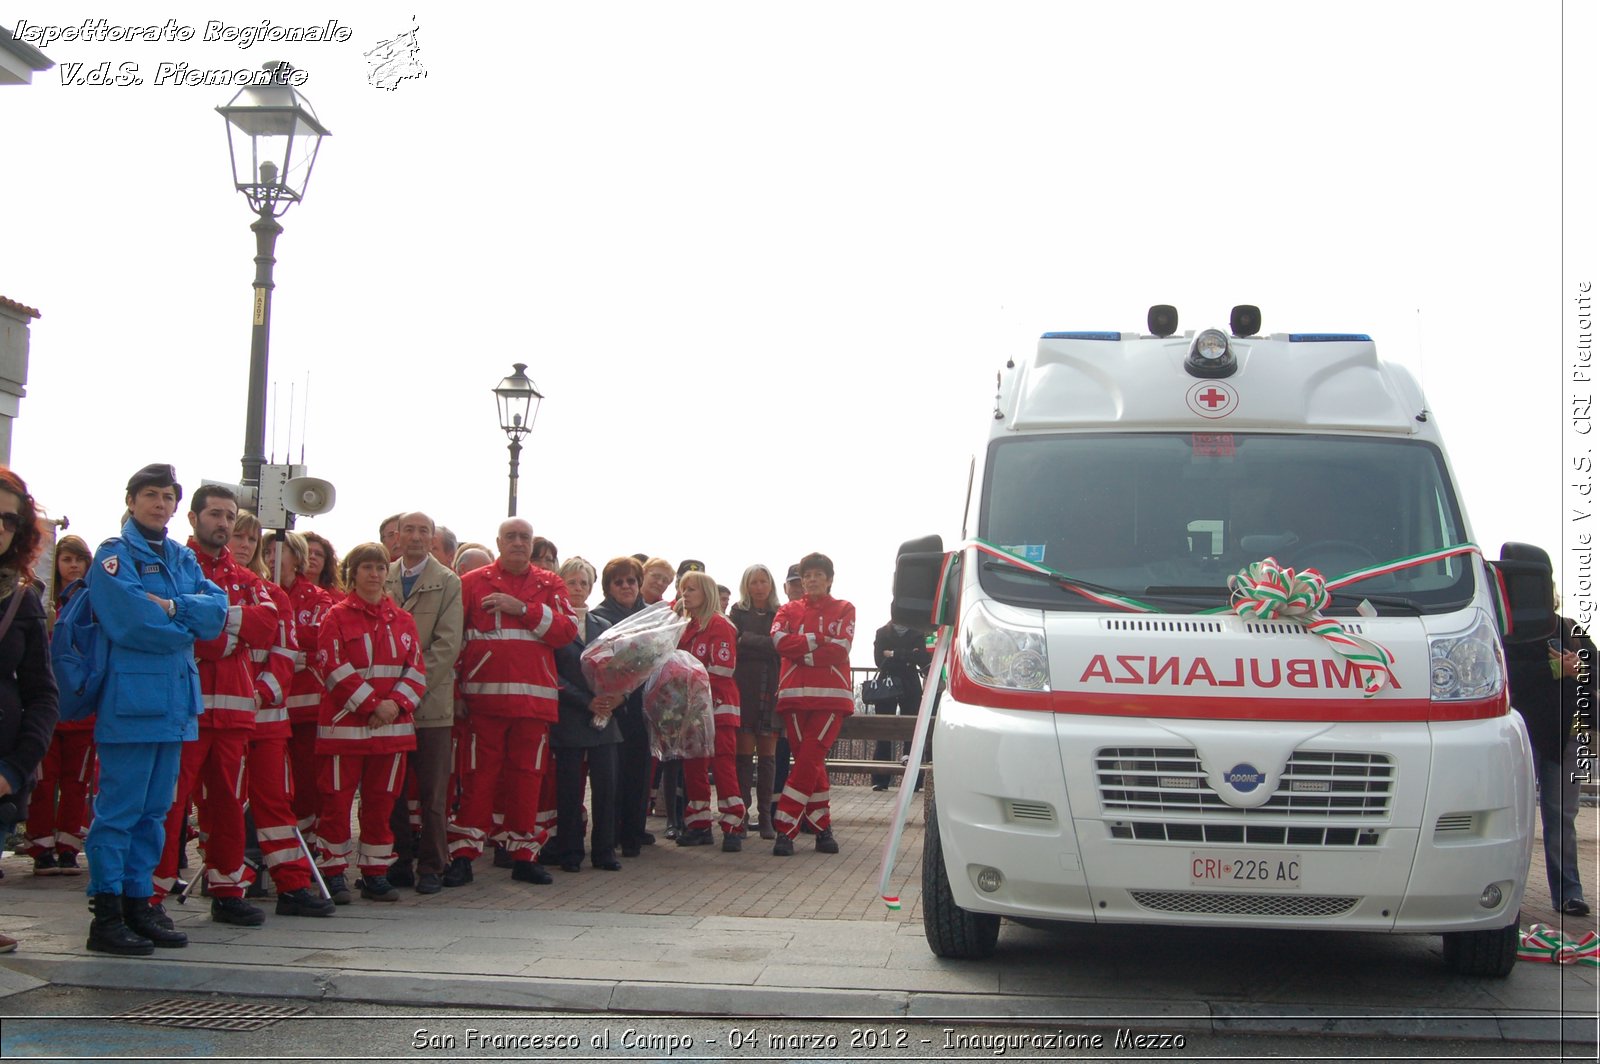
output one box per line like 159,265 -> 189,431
1129,890 -> 1359,918
1106,821 -> 1380,847
1101,618 -> 1223,634
1243,621 -> 1366,635
1095,747 -> 1394,817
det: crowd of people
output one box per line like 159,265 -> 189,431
0,462 -> 884,957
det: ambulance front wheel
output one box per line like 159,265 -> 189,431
1440,914 -> 1519,977
922,793 -> 1001,959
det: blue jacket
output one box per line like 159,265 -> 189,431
89,519 -> 228,744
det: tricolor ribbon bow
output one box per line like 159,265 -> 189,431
1517,924 -> 1600,966
1229,558 -> 1396,698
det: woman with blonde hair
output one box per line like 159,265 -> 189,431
548,556 -> 624,871
730,564 -> 783,839
227,511 -> 270,579
263,529 -> 335,840
673,570 -> 745,850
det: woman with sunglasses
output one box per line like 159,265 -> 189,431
0,469 -> 57,953
590,556 -> 654,857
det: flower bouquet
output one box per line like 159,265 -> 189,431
581,601 -> 690,698
642,650 -> 714,760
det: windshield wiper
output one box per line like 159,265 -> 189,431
1324,591 -> 1425,614
981,560 -> 1126,598
1142,585 -> 1228,601
983,563 -> 1200,610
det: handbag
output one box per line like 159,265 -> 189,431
861,672 -> 905,705
50,579 -> 108,723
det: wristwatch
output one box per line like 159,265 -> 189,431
164,599 -> 177,619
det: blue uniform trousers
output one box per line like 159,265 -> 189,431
85,741 -> 183,898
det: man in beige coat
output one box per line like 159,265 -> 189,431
384,511 -> 463,894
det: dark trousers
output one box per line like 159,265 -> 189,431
614,709 -> 651,846
553,743 -> 618,862
389,725 -> 453,875
871,691 -> 923,790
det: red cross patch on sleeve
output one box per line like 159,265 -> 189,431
101,556 -> 119,576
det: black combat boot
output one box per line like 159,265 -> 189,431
123,897 -> 189,948
86,893 -> 154,956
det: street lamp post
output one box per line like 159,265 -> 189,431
217,61 -> 330,504
493,363 -> 544,517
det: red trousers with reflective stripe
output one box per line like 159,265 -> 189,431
774,710 -> 844,839
288,721 -> 321,830
448,715 -> 550,861
155,728 -> 249,899
314,751 -> 405,877
683,726 -> 745,834
244,734 -> 313,893
28,729 -> 95,857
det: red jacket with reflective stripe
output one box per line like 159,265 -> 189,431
456,562 -> 577,722
314,592 -> 424,754
680,613 -> 740,727
189,542 -> 277,731
771,594 -> 856,715
248,581 -> 298,737
283,577 -> 333,725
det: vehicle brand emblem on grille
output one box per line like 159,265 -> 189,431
1225,762 -> 1265,793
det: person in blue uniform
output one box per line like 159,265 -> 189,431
84,464 -> 227,956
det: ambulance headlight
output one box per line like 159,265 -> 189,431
1186,328 -> 1238,379
962,601 -> 1050,692
1429,610 -> 1505,702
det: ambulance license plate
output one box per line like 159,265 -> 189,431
1189,851 -> 1302,889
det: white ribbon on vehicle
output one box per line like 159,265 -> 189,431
874,627 -> 951,911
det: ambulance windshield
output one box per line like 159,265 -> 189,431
979,433 -> 1474,614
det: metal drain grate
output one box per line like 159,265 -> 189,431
114,998 -> 306,1031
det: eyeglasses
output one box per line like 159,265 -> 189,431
612,576 -> 639,586
0,513 -> 20,532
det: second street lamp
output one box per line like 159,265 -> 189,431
217,60 -> 330,505
493,363 -> 544,518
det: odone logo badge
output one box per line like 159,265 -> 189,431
1225,763 -> 1265,793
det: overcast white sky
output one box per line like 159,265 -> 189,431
3,2 -> 1593,662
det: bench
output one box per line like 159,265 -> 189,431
826,711 -> 930,777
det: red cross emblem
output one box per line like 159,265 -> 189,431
1186,381 -> 1239,420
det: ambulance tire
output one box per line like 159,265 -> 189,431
922,793 -> 1001,959
1440,913 -> 1519,977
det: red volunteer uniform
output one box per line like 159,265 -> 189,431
770,593 -> 856,838
153,545 -> 277,899
282,577 -> 333,830
27,714 -> 95,866
312,592 -> 424,878
236,581 -> 316,894
448,563 -> 576,864
679,614 -> 745,836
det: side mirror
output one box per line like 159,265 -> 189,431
891,534 -> 947,632
1493,542 -> 1557,644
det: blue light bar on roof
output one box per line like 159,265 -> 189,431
1288,333 -> 1372,342
1041,331 -> 1120,341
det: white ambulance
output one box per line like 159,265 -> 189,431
892,306 -> 1555,976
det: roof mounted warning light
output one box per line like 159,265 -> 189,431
1147,304 -> 1179,338
1230,304 -> 1261,337
1186,328 -> 1237,378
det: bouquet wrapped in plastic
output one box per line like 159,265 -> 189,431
581,601 -> 690,699
642,650 -> 715,760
